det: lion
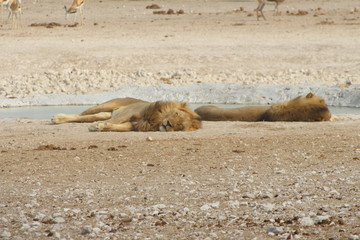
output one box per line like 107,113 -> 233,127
194,93 -> 332,122
52,98 -> 202,132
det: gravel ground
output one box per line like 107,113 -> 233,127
0,118 -> 359,240
2,68 -> 358,99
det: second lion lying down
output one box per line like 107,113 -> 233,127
194,93 -> 331,122
52,98 -> 202,132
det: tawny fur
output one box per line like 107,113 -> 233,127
195,93 -> 331,122
52,98 -> 201,132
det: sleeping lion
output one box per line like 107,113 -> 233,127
195,93 -> 332,122
52,98 -> 202,132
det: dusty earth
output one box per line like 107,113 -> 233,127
1,0 -> 360,97
1,0 -> 360,239
0,118 -> 359,240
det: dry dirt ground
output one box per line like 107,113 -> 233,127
1,0 -> 360,239
0,118 -> 359,239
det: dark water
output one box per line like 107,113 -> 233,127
0,104 -> 359,119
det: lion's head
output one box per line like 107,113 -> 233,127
135,101 -> 202,132
262,92 -> 332,122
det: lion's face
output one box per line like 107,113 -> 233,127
159,108 -> 200,132
137,101 -> 202,132
295,93 -> 332,121
265,92 -> 332,122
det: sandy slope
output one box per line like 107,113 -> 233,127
0,0 -> 360,239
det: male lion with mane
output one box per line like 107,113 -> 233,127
195,93 -> 331,122
52,98 -> 202,132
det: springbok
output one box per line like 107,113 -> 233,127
64,0 -> 85,25
256,0 -> 285,21
1,0 -> 11,23
8,0 -> 21,29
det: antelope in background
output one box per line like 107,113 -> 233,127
256,0 -> 285,20
64,0 -> 85,25
1,0 -> 11,23
8,0 -> 21,28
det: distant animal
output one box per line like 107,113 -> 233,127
195,93 -> 332,122
52,98 -> 202,132
6,0 -> 21,28
64,0 -> 85,25
1,0 -> 12,22
256,0 -> 285,20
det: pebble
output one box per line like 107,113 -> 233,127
300,216 -> 315,227
0,231 -> 11,239
349,235 -> 360,240
80,225 -> 92,235
259,203 -> 275,212
54,217 -> 65,223
227,200 -> 240,209
315,215 -> 331,224
200,204 -> 212,211
267,226 -> 284,234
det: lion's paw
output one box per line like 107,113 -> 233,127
51,114 -> 66,124
88,122 -> 108,132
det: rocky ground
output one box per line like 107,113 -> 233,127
1,0 -> 360,98
0,118 -> 359,240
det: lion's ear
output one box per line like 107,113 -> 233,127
180,102 -> 187,108
306,93 -> 314,98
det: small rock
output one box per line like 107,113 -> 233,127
20,224 -> 31,230
267,226 -> 283,234
80,225 -> 92,235
228,200 -> 240,209
0,231 -> 11,239
200,204 -> 212,211
315,215 -> 331,224
349,235 -> 360,240
300,216 -> 315,227
92,227 -> 101,234
210,202 -> 220,209
259,203 -> 275,212
146,136 -> 153,141
54,217 -> 65,223
152,204 -> 166,210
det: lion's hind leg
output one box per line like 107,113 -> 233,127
81,98 -> 146,115
52,112 -> 112,124
88,122 -> 134,132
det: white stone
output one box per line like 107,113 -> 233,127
267,226 -> 283,234
300,217 -> 315,227
210,202 -> 220,209
0,231 -> 11,239
260,203 -> 275,212
54,217 -> 65,223
80,225 -> 92,235
152,204 -> 166,210
200,204 -> 212,211
315,215 -> 330,224
349,235 -> 360,240
228,200 -> 240,209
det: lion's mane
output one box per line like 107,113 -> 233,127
135,101 -> 202,131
